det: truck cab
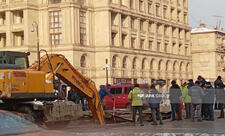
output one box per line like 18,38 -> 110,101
0,51 -> 30,69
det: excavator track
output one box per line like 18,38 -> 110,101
29,53 -> 105,125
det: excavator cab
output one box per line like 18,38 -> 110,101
0,51 -> 30,69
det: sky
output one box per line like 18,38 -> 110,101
189,0 -> 225,29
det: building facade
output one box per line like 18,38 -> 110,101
0,0 -> 192,89
191,25 -> 225,81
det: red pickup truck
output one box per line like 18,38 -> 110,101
104,84 -> 149,110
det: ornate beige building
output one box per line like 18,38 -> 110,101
0,0 -> 192,89
191,24 -> 225,82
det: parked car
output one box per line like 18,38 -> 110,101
104,84 -> 149,110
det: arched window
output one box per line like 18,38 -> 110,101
122,57 -> 127,68
186,63 -> 190,72
150,59 -> 156,70
166,60 -> 170,71
158,60 -> 163,71
142,59 -> 146,70
112,56 -> 117,68
80,55 -> 86,68
173,61 -> 177,71
132,57 -> 137,69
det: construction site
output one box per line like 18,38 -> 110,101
0,50 -> 172,135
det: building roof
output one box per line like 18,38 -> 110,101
191,27 -> 225,34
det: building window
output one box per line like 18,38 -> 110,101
121,15 -> 127,27
112,56 -> 117,68
111,12 -> 117,25
131,38 -> 136,48
49,11 -> 62,45
163,6 -> 167,19
156,5 -> 160,17
123,57 -> 127,68
149,41 -> 152,50
140,39 -> 144,49
172,43 -> 176,54
164,26 -> 169,36
185,47 -> 188,56
49,0 -> 61,4
184,13 -> 187,24
171,8 -> 175,20
164,43 -> 168,52
157,42 -> 160,52
148,2 -> 152,14
148,22 -> 153,32
177,10 -> 181,22
156,24 -> 160,35
179,44 -> 182,54
122,34 -> 126,47
13,10 -> 23,24
112,33 -> 117,46
80,55 -> 86,75
13,32 -> 24,46
0,12 -> 6,25
80,11 -> 86,45
80,55 -> 86,68
0,33 -> 6,47
140,20 -> 144,32
139,0 -> 144,12
130,0 -> 134,9
132,58 -> 137,69
172,27 -> 176,38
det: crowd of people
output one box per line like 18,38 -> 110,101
109,75 -> 225,126
65,75 -> 225,126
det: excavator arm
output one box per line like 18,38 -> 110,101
29,54 -> 105,125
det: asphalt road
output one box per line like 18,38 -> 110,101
1,109 -> 225,136
9,117 -> 225,136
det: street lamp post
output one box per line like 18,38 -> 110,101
31,21 -> 40,71
105,59 -> 109,86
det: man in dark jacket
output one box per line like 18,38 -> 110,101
98,85 -> 113,109
204,82 -> 215,121
188,79 -> 194,89
214,76 -> 225,118
189,81 -> 205,121
169,80 -> 182,121
146,85 -> 163,125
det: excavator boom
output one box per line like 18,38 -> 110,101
29,54 -> 105,125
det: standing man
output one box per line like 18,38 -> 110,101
204,82 -> 215,121
181,80 -> 192,119
169,80 -> 182,121
128,84 -> 144,126
98,84 -> 113,108
214,76 -> 225,118
189,81 -> 205,121
146,85 -> 163,125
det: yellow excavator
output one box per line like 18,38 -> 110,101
0,50 -> 105,125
